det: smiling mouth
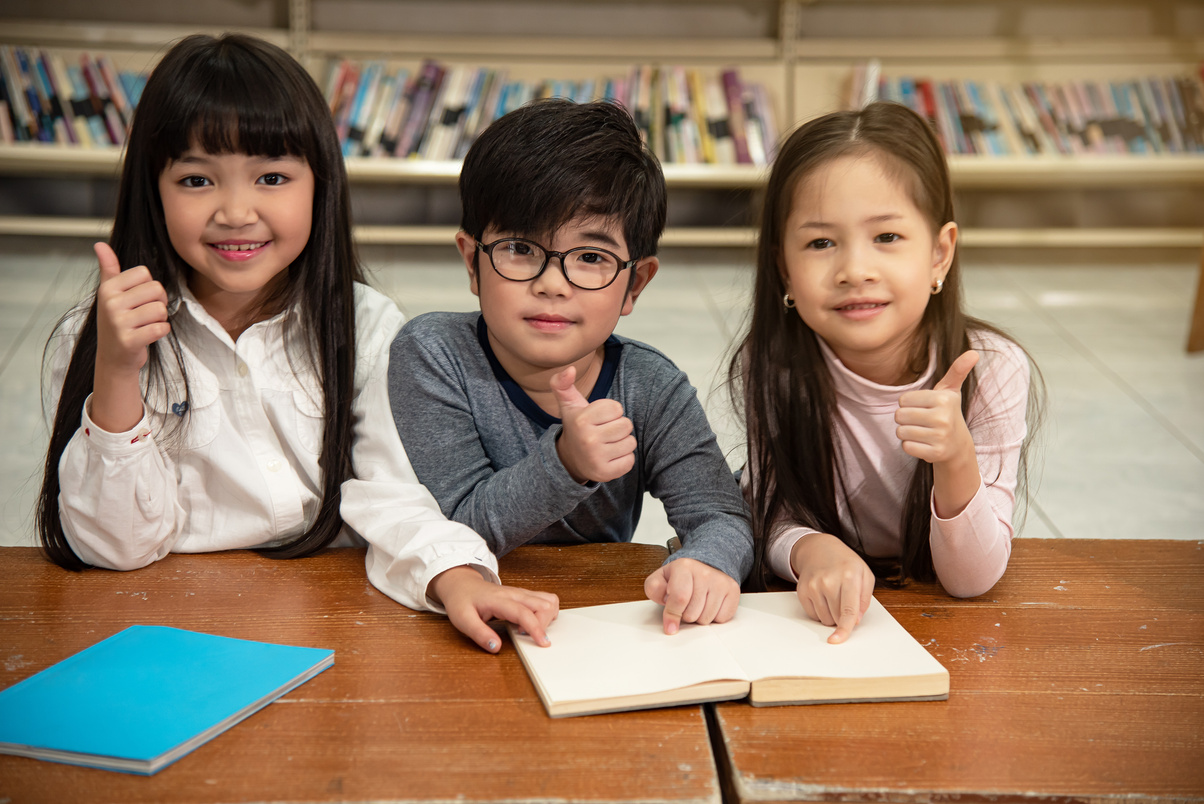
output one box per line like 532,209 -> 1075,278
211,242 -> 267,252
836,302 -> 887,311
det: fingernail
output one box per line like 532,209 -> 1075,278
487,640 -> 498,651
666,622 -> 678,635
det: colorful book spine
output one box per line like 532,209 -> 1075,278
721,69 -> 751,164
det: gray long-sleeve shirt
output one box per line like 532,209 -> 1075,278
387,312 -> 752,583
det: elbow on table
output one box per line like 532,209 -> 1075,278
940,569 -> 1006,600
64,532 -> 165,573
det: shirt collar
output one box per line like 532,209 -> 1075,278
817,336 -> 937,412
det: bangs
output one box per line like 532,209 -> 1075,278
144,38 -> 319,171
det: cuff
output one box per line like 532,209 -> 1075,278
419,555 -> 501,615
537,424 -> 601,495
80,394 -> 154,456
767,525 -> 815,583
929,478 -> 987,525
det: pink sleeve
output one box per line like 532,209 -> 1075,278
741,463 -> 818,583
767,525 -> 818,582
929,338 -> 1031,598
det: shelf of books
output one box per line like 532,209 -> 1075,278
2,20 -> 1203,249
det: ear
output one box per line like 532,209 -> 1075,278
931,221 -> 958,287
620,257 -> 659,316
455,231 -> 481,297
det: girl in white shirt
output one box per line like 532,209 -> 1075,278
730,102 -> 1043,643
37,33 -> 555,653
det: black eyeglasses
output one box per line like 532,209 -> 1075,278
475,238 -> 637,291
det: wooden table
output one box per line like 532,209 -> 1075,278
712,539 -> 1204,803
0,544 -> 720,804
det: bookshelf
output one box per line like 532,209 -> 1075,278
1,0 -> 1203,253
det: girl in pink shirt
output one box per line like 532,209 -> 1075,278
730,102 -> 1043,643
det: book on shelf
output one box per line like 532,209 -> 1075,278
0,625 -> 334,775
321,58 -> 776,167
510,592 -> 949,718
0,45 -> 146,146
849,63 -> 1204,157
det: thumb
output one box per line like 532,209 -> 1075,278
94,241 -> 123,282
550,366 -> 588,415
934,350 -> 979,393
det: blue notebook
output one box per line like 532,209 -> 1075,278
0,625 -> 334,774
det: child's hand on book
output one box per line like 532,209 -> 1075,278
789,532 -> 875,644
551,366 -> 636,484
644,557 -> 739,635
431,566 -> 559,654
895,350 -> 979,466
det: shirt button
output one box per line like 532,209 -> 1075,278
266,459 -> 282,473
237,362 -> 249,378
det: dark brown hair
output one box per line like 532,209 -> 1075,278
38,33 -> 363,568
459,98 -> 666,264
730,101 -> 1042,589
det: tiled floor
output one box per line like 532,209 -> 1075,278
2,239 -> 1202,547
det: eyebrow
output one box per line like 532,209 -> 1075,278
796,213 -> 905,229
170,153 -> 305,166
574,229 -> 624,249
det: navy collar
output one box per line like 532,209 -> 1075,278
476,314 -> 622,428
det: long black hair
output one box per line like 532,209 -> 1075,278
730,101 -> 1043,590
38,33 -> 363,568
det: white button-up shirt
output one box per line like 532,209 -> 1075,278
51,283 -> 497,611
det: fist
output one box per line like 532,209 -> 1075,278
93,241 -> 171,376
551,365 -> 637,483
895,350 -> 978,465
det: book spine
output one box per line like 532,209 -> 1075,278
396,60 -> 442,159
97,55 -> 132,128
81,54 -> 123,145
375,66 -> 412,158
14,48 -> 51,142
721,69 -> 750,164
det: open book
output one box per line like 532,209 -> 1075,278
510,592 -> 947,717
0,625 -> 334,774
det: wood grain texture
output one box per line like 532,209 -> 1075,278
715,539 -> 1204,804
0,544 -> 721,804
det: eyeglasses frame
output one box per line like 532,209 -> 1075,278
474,237 -> 639,291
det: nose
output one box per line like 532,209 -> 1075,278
530,253 -> 573,296
213,185 -> 258,228
833,241 -> 879,286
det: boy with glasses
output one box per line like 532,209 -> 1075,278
392,100 -> 752,646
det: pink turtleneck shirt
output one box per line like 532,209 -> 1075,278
766,329 -> 1031,598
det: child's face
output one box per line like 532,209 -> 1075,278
457,216 -> 657,383
780,153 -> 955,384
159,148 -> 314,323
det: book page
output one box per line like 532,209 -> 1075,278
715,593 -> 945,681
512,600 -> 750,705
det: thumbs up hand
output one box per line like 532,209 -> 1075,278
90,242 -> 172,433
94,242 -> 171,377
894,350 -> 979,465
551,365 -> 637,484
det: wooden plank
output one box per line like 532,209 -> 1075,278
307,31 -> 779,61
1188,245 -> 1204,353
0,18 -> 289,49
958,228 -> 1204,249
791,36 -> 1204,63
0,544 -> 720,804
713,539 -> 1204,804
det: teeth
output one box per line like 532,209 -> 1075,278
841,303 -> 883,310
213,242 -> 266,252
